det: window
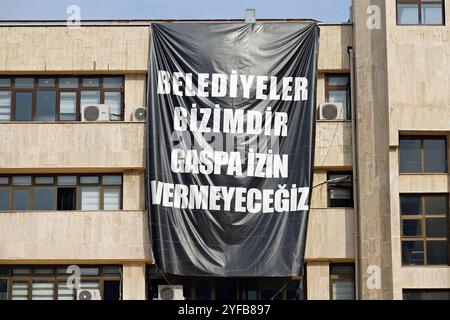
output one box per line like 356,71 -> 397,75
0,76 -> 124,121
328,172 -> 354,208
399,137 -> 447,173
0,174 -> 122,211
330,264 -> 355,300
0,266 -> 121,300
403,289 -> 450,300
325,74 -> 351,120
147,268 -> 304,300
397,0 -> 445,25
400,194 -> 449,266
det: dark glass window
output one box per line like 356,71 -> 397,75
33,188 -> 56,210
0,76 -> 124,121
400,194 -> 449,266
404,289 -> 450,300
397,0 -> 445,25
15,92 -> 33,121
195,281 -> 212,300
0,279 -> 7,300
36,91 -> 56,121
215,279 -> 237,300
0,174 -> 122,211
328,172 -> 353,208
399,137 -> 447,173
325,74 -> 351,120
13,189 -> 30,210
330,264 -> 355,300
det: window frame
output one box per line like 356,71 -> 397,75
324,74 -> 351,121
0,173 -> 123,211
0,75 -> 124,122
0,265 -> 122,300
399,136 -> 448,174
329,263 -> 356,300
400,194 -> 449,266
396,0 -> 446,25
327,171 -> 354,208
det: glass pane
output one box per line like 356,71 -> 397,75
12,281 -> 28,300
332,280 -> 355,300
286,281 -> 302,300
0,177 -> 8,184
15,78 -> 34,88
102,266 -> 121,275
240,279 -> 258,300
105,92 -> 122,120
404,290 -> 450,300
422,4 -> 443,25
57,188 -> 76,210
0,91 -> 11,121
35,176 -> 54,184
15,92 -> 33,121
32,281 -> 54,300
424,195 -> 448,215
59,92 -> 77,121
426,218 -> 448,238
327,76 -> 349,86
102,175 -> 122,185
80,268 -> 99,276
38,78 -> 55,87
0,79 -> 11,87
423,139 -> 447,173
397,4 -> 419,24
402,219 -> 422,237
33,188 -> 56,210
103,188 -> 121,210
57,176 -> 77,185
13,268 -> 31,275
260,279 -> 283,300
400,195 -> 421,215
13,189 -> 30,210
59,77 -> 78,88
80,187 -> 100,210
330,187 -> 352,199
58,282 -> 74,300
12,176 -> 32,186
328,91 -> 348,106
427,241 -> 448,265
402,241 -> 424,265
0,279 -> 7,300
0,188 -> 10,210
80,176 -> 99,184
81,91 -> 100,106
103,77 -> 123,88
330,264 -> 355,275
104,281 -> 121,300
82,78 -> 99,87
36,91 -> 56,121
34,268 -> 54,275
399,138 -> 421,172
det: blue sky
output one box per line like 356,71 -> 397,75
0,0 -> 351,23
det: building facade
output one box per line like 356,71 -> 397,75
0,0 -> 449,300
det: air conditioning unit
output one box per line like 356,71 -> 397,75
158,285 -> 184,300
76,289 -> 101,300
81,104 -> 110,122
132,107 -> 147,122
319,102 -> 345,120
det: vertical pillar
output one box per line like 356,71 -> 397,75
352,0 -> 394,299
306,262 -> 330,300
122,262 -> 146,300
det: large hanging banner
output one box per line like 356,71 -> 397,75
147,22 -> 319,277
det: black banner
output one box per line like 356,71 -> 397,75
147,22 -> 319,277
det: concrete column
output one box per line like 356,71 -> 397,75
352,0 -> 394,299
123,170 -> 145,211
122,262 -> 146,300
307,262 -> 330,300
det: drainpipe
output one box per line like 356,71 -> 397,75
348,47 -> 361,300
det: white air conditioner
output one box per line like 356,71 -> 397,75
132,107 -> 147,122
158,285 -> 184,300
81,104 -> 110,122
319,102 -> 345,120
76,289 -> 101,300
